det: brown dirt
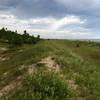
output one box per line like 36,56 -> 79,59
0,56 -> 9,61
0,47 -> 8,51
18,49 -> 23,53
1,56 -> 83,99
67,80 -> 78,90
39,57 -> 60,72
27,64 -> 37,75
0,76 -> 22,99
20,64 -> 37,75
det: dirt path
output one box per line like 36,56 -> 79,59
0,56 -> 9,61
39,57 -> 60,72
0,56 -> 83,99
0,47 -> 8,51
0,76 -> 22,99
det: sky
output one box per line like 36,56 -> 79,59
0,0 -> 100,39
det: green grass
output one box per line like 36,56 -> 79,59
0,40 -> 100,100
7,71 -> 74,100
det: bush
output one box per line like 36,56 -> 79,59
11,34 -> 23,46
76,43 -> 80,47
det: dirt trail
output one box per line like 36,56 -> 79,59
39,57 -> 60,72
0,63 -> 37,98
27,64 -> 37,75
0,76 -> 22,99
0,56 -> 59,97
0,56 -> 9,61
0,56 -> 83,99
21,56 -> 60,74
0,47 -> 8,51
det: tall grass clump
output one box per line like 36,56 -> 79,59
7,71 -> 73,100
24,71 -> 73,100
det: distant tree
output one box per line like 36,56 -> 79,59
6,28 -> 7,31
37,35 -> 40,39
1,27 -> 5,31
22,30 -> 30,43
0,27 -> 40,46
15,30 -> 17,33
24,30 -> 29,36
24,30 -> 27,34
0,27 -> 6,39
37,35 -> 40,41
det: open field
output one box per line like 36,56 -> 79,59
0,40 -> 100,100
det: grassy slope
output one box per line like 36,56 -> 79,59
0,40 -> 100,100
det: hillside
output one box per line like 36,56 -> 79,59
0,40 -> 100,100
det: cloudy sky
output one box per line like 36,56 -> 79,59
0,0 -> 100,39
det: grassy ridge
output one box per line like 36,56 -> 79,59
0,40 -> 100,100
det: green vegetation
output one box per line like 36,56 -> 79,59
0,39 -> 100,100
8,71 -> 73,100
0,27 -> 40,46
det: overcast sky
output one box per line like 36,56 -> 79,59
0,0 -> 100,39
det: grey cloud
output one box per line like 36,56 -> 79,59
55,0 -> 100,16
0,0 -> 100,39
0,0 -> 67,18
0,0 -> 100,18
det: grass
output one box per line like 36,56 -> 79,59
7,71 -> 74,100
0,40 -> 100,100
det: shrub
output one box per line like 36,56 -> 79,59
76,43 -> 80,47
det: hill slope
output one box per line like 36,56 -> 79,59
0,40 -> 100,100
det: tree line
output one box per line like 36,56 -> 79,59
0,27 -> 40,46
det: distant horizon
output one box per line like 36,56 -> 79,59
0,27 -> 100,40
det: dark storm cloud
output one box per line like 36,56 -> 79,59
0,0 -> 18,10
0,0 -> 67,18
0,0 -> 100,18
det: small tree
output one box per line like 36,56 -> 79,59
24,30 -> 27,34
37,35 -> 40,41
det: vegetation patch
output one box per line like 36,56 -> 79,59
7,71 -> 74,100
0,39 -> 100,100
